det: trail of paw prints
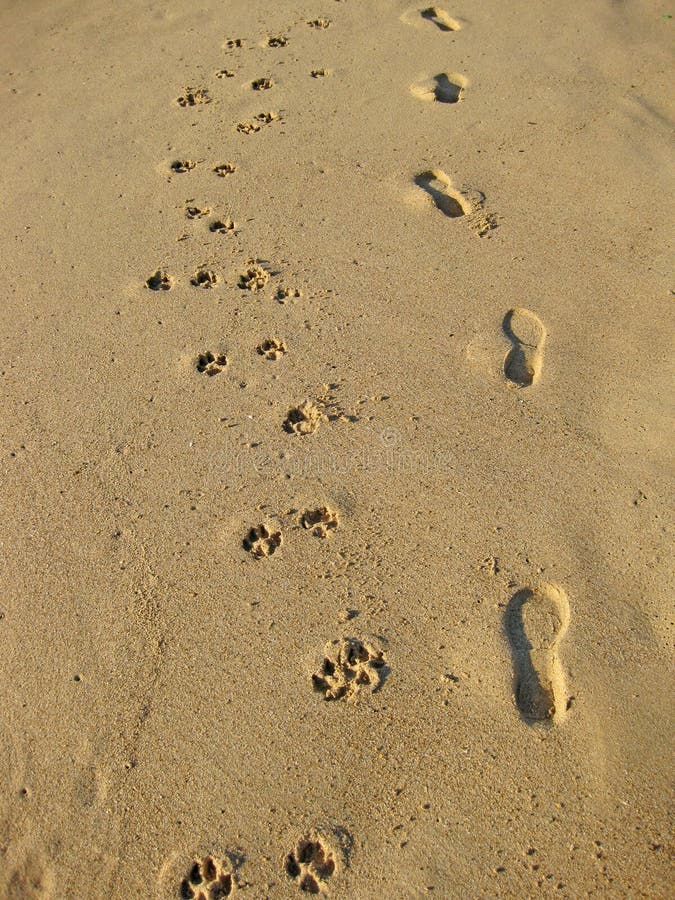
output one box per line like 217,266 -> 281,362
312,636 -> 388,701
502,308 -> 546,387
410,72 -> 467,104
504,583 -> 571,726
284,834 -> 336,894
180,855 -> 235,898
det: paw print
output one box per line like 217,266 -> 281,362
191,268 -> 218,288
283,401 -> 324,435
285,836 -> 336,894
180,856 -> 234,898
257,338 -> 287,360
197,351 -> 228,376
312,637 -> 387,701
146,270 -> 172,291
243,524 -> 282,558
301,507 -> 338,537
238,264 -> 269,291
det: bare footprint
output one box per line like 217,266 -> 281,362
410,72 -> 466,104
504,584 -> 570,726
420,6 -> 461,31
502,307 -> 547,387
414,168 -> 469,218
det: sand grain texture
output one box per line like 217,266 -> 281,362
0,0 -> 672,896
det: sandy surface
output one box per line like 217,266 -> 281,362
0,0 -> 672,896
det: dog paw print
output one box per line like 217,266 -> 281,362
283,401 -> 324,435
301,506 -> 338,537
180,856 -> 234,899
237,120 -> 261,135
312,636 -> 387,701
191,268 -> 218,288
238,264 -> 269,291
243,524 -> 283,558
210,218 -> 236,235
216,69 -> 235,79
252,77 -> 274,91
276,287 -> 301,304
197,351 -> 228,376
214,162 -> 237,177
186,205 -> 211,219
308,18 -> 331,28
146,269 -> 172,291
311,69 -> 330,78
177,87 -> 211,107
257,337 -> 287,360
267,35 -> 288,47
171,159 -> 196,173
224,38 -> 244,49
285,836 -> 336,894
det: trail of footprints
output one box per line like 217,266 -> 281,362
141,7 -> 562,896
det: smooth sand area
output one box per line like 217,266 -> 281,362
0,0 -> 672,896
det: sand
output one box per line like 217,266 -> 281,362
0,0 -> 672,896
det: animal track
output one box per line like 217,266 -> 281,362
177,87 -> 210,107
283,401 -> 324,435
224,38 -> 244,49
276,287 -> 302,304
252,77 -> 274,91
310,69 -> 330,78
410,72 -> 466,103
243,524 -> 282,558
180,856 -> 234,899
504,584 -> 570,725
214,162 -> 236,177
301,506 -> 338,537
238,264 -> 269,291
237,112 -> 278,134
312,637 -> 387,701
216,69 -> 235,79
414,169 -> 470,218
146,269 -> 172,291
420,6 -> 461,31
285,835 -> 336,893
502,308 -> 546,387
267,35 -> 288,47
308,18 -> 331,28
171,159 -> 196,174
257,338 -> 287,360
210,218 -> 236,234
196,351 -> 228,375
186,205 -> 211,219
191,268 -> 218,288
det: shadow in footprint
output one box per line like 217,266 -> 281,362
503,307 -> 547,387
421,6 -> 460,31
504,584 -> 570,726
414,170 -> 467,218
433,73 -> 463,103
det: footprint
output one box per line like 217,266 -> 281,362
267,35 -> 288,47
285,835 -> 336,894
283,401 -> 324,435
224,38 -> 244,49
252,77 -> 274,91
504,584 -> 570,725
420,6 -> 461,31
238,264 -> 269,291
180,856 -> 234,899
243,524 -> 283,558
307,17 -> 331,29
170,159 -> 196,174
213,162 -> 237,177
312,636 -> 387,701
310,69 -> 330,79
196,351 -> 228,376
257,337 -> 287,360
410,72 -> 466,104
301,506 -> 338,537
176,87 -> 211,107
502,307 -> 547,387
414,169 -> 469,218
146,269 -> 172,291
209,218 -> 236,235
191,268 -> 218,288
237,112 -> 278,134
276,286 -> 301,304
215,69 -> 235,79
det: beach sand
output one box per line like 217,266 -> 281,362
0,0 -> 672,896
